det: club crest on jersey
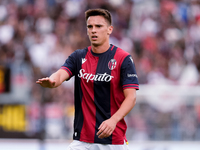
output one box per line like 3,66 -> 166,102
108,59 -> 117,70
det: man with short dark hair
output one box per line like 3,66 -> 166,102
36,8 -> 139,150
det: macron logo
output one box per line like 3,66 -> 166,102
82,58 -> 87,64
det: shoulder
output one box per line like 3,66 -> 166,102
73,47 -> 89,54
69,47 -> 89,58
115,47 -> 130,56
112,45 -> 130,61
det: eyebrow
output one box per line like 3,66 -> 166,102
87,24 -> 104,27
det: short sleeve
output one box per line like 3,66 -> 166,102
120,55 -> 139,90
60,51 -> 77,79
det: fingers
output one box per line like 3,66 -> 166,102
97,121 -> 115,139
97,128 -> 112,139
36,77 -> 49,84
36,77 -> 56,88
96,122 -> 105,137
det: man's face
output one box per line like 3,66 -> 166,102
87,15 -> 113,47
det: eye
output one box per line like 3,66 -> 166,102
87,25 -> 92,28
96,25 -> 102,28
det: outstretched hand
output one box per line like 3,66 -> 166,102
36,77 -> 56,88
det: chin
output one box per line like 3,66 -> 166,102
91,42 -> 101,47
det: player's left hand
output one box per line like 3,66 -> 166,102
96,118 -> 117,139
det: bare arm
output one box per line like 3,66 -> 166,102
36,69 -> 70,88
97,88 -> 136,139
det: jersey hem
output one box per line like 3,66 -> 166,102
77,139 -> 124,145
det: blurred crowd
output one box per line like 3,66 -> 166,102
0,0 -> 200,141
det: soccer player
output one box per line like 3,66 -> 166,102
36,8 -> 139,150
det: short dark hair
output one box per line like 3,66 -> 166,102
85,8 -> 112,25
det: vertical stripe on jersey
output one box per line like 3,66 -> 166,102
110,47 -> 129,144
73,49 -> 87,141
94,46 -> 117,144
79,48 -> 98,142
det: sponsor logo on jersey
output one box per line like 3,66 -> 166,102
82,58 -> 87,64
108,59 -> 117,70
78,69 -> 114,82
127,74 -> 138,78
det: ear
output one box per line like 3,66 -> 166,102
107,25 -> 113,35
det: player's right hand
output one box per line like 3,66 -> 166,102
36,77 -> 56,88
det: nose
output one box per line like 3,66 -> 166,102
91,27 -> 96,33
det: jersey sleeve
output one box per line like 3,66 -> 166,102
120,55 -> 139,90
60,51 -> 77,79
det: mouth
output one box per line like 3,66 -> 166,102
91,36 -> 98,40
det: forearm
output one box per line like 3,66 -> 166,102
111,89 -> 136,123
49,69 -> 69,88
49,72 -> 62,88
96,89 -> 136,139
36,69 -> 70,88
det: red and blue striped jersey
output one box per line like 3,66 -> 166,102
61,44 -> 139,144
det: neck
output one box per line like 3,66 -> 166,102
91,42 -> 110,54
